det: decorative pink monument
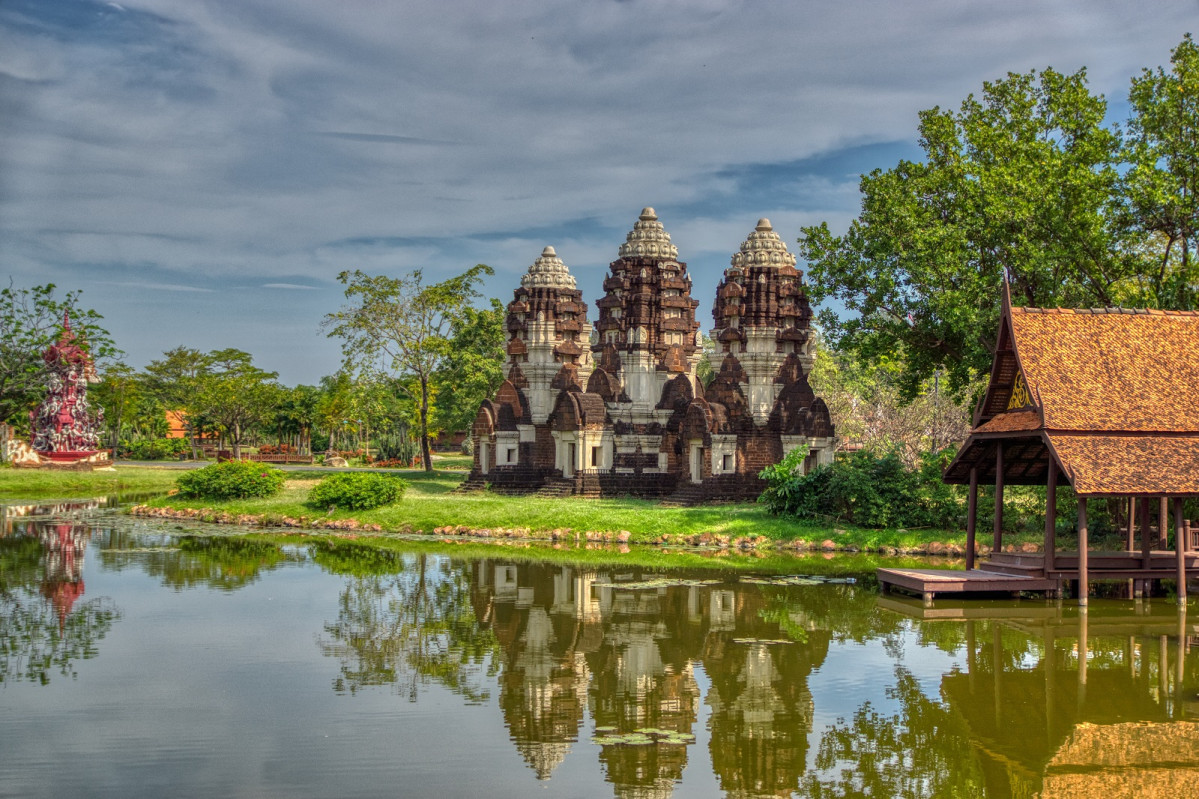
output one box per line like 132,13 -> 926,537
18,313 -> 107,468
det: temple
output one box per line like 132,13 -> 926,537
464,208 -> 834,502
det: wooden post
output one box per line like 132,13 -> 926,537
993,442 -> 1005,552
1141,497 -> 1152,570
1178,606 -> 1188,720
1126,496 -> 1136,551
966,467 -> 978,571
1078,607 -> 1089,706
1176,497 -> 1187,606
1161,496 -> 1171,549
1044,463 -> 1057,574
1078,498 -> 1089,606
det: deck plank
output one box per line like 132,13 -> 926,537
877,567 -> 1059,598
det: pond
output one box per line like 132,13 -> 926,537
2,498 -> 1197,798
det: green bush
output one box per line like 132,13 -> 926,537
307,472 -> 407,511
759,446 -> 964,529
175,461 -> 287,500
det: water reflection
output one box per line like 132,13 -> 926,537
315,541 -> 500,702
312,543 -> 1199,798
873,598 -> 1199,798
9,502 -> 1199,797
0,499 -> 120,685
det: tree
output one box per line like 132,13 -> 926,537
803,40 -> 1199,399
0,282 -> 118,430
1122,33 -> 1199,307
799,66 -> 1131,398
808,334 -> 977,463
90,362 -> 142,453
144,346 -> 213,459
433,298 -> 506,439
325,265 -> 494,471
272,384 -> 322,455
191,349 -> 281,460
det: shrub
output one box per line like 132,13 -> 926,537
759,446 -> 964,529
307,472 -> 407,511
175,461 -> 287,500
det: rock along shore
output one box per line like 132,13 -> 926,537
128,504 -> 1029,557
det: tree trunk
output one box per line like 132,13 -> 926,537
419,375 -> 433,471
231,422 -> 241,460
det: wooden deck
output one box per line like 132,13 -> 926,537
877,567 -> 1060,603
879,549 -> 1199,604
987,550 -> 1199,580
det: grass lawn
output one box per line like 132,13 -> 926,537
263,533 -> 936,577
0,464 -> 182,500
143,469 -> 992,551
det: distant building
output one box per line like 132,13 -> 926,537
464,208 -> 834,502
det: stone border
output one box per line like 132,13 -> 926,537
128,504 -> 1021,557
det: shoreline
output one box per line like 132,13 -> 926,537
128,503 -> 1013,557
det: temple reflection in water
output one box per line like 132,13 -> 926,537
10,502 -> 1199,797
466,559 -> 832,798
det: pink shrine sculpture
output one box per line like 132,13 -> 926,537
26,312 -> 107,466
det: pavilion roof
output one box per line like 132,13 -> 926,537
945,287 -> 1199,496
1011,306 -> 1199,433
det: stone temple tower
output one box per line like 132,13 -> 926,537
504,246 -> 593,425
591,208 -> 701,421
710,219 -> 815,424
466,210 -> 833,500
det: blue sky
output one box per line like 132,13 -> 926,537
1,0 -> 1193,385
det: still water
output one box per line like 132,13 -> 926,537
2,499 -> 1197,798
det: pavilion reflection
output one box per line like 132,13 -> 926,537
880,597 -> 1199,798
467,560 -> 833,798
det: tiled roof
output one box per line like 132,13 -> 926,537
1048,434 -> 1199,495
1011,307 -> 1199,432
975,409 -> 1041,434
948,300 -> 1199,494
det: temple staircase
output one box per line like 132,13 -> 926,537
532,478 -> 576,499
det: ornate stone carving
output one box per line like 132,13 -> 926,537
30,314 -> 106,463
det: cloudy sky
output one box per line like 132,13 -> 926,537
1,0 -> 1193,385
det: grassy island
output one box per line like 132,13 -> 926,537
133,468 -> 1007,555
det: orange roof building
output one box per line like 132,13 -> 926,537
935,282 -> 1199,603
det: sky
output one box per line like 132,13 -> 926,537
1,0 -> 1194,386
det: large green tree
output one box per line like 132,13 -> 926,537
433,298 -> 506,439
800,66 -> 1130,397
0,283 -> 118,430
191,349 -> 281,460
325,265 -> 494,471
1122,33 -> 1199,306
801,37 -> 1199,399
143,346 -> 214,458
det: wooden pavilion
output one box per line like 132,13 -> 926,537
879,283 -> 1199,604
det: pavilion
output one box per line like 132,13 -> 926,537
880,283 -> 1199,604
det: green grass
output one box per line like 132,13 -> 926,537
251,532 -> 933,577
0,464 -> 182,500
429,453 -> 472,469
142,469 -> 996,551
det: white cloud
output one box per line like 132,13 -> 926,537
1,0 -> 1193,381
